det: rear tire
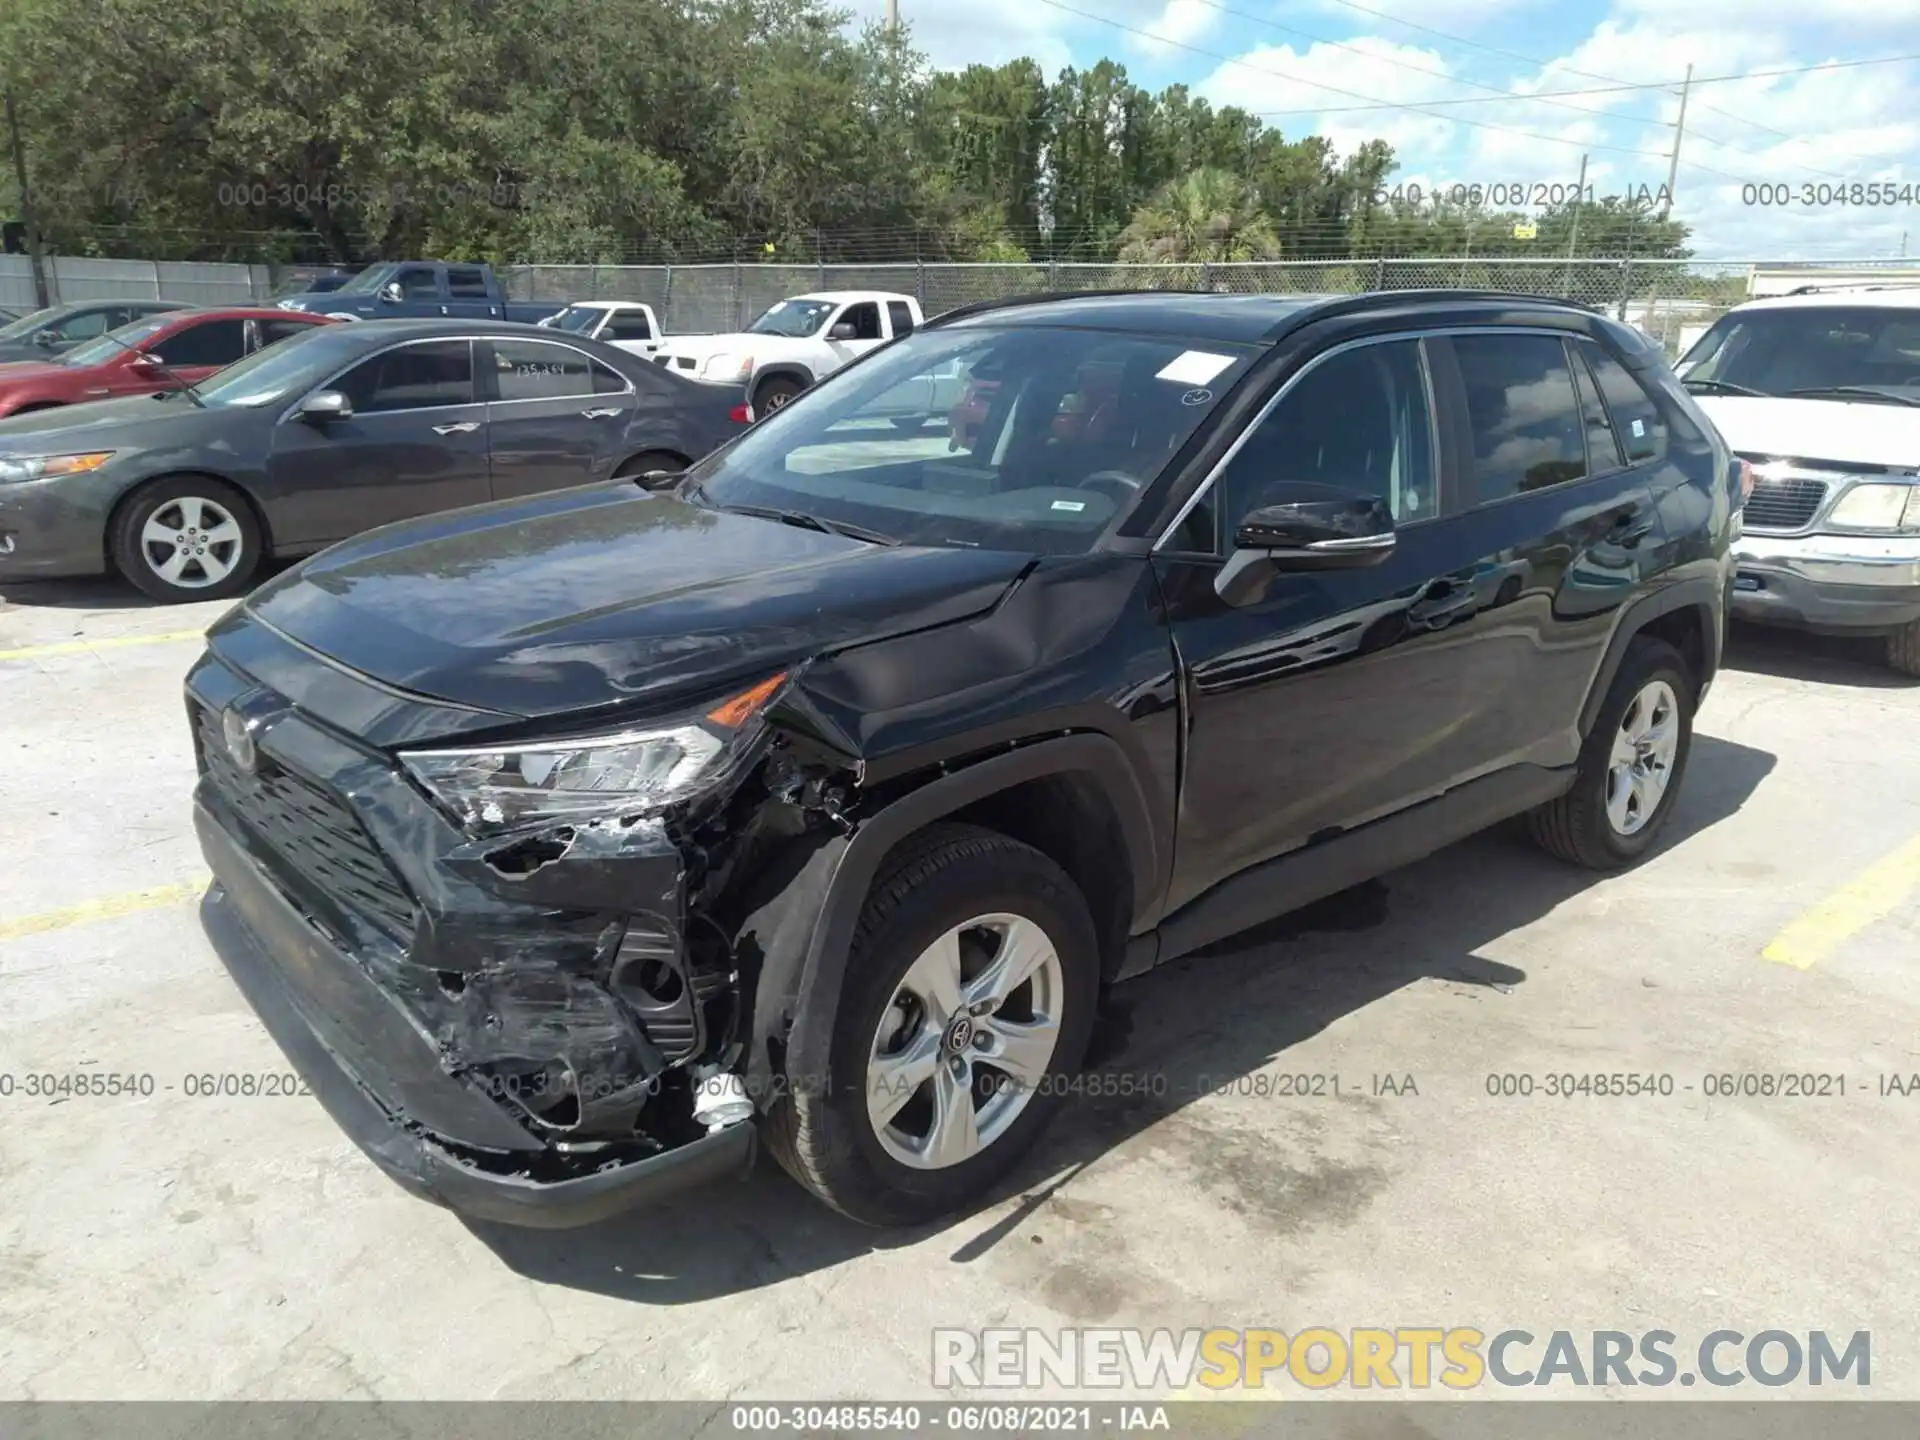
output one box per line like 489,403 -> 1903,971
1526,636 -> 1694,870
1889,618 -> 1920,678
753,375 -> 805,413
763,823 -> 1099,1227
110,475 -> 263,604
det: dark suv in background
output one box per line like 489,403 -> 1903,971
187,290 -> 1738,1230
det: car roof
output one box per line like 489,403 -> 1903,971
158,306 -> 332,322
1730,288 -> 1920,312
794,290 -> 917,305
563,300 -> 648,310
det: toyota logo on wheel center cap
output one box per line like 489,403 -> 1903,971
943,1015 -> 975,1054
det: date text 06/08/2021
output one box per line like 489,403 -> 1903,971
1368,181 -> 1673,210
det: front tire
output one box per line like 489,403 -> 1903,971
753,375 -> 805,413
1888,618 -> 1920,678
764,823 -> 1099,1227
110,476 -> 262,604
1526,636 -> 1694,869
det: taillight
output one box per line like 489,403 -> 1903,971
729,402 -> 754,424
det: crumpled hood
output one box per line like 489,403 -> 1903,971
1694,396 -> 1920,471
237,483 -> 1033,723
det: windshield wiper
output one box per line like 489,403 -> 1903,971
1786,385 -> 1920,408
718,502 -> 901,546
1682,378 -> 1769,397
87,330 -> 206,407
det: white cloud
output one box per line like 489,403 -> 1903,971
1197,38 -> 1465,162
1128,0 -> 1222,58
1614,0 -> 1920,24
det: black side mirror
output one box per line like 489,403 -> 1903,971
33,329 -> 56,347
1215,493 -> 1396,607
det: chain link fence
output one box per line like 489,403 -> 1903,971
500,257 -> 1913,357
6,253 -> 1917,358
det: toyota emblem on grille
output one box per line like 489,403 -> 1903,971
222,706 -> 260,773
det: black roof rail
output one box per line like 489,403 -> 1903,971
923,285 -> 1605,335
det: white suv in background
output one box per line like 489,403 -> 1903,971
1677,286 -> 1920,675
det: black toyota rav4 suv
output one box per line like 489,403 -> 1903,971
189,290 -> 1739,1229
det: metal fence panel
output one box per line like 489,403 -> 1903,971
0,255 -> 37,310
153,260 -> 263,305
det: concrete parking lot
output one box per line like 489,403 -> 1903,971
2,575 -> 1918,1402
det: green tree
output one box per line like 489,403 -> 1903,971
1117,168 -> 1280,263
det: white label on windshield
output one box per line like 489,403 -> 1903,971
1051,499 -> 1087,512
1156,350 -> 1235,386
1631,418 -> 1646,437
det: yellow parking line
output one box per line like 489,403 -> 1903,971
0,627 -> 205,663
0,878 -> 207,942
1763,833 -> 1920,970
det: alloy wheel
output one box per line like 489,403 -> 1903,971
1605,678 -> 1679,836
866,912 -> 1065,1170
139,496 -> 244,589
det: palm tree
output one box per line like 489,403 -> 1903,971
1117,169 -> 1282,264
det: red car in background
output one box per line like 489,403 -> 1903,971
0,308 -> 333,418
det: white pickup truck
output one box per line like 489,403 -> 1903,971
537,301 -> 665,358
655,290 -> 923,414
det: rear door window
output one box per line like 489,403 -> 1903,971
1570,341 -> 1625,472
489,338 -> 597,400
887,301 -> 916,337
446,267 -> 490,299
1451,333 -> 1588,502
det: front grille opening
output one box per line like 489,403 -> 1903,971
194,702 -> 417,942
1742,477 -> 1828,531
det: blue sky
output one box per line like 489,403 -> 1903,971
849,0 -> 1920,259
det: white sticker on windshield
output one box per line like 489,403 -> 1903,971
1051,499 -> 1087,512
1631,418 -> 1646,437
1156,350 -> 1235,386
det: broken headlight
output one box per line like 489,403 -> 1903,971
401,672 -> 786,835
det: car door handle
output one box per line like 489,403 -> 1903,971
433,421 -> 480,435
579,407 -> 623,419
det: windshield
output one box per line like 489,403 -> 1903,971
190,327 -> 361,407
60,317 -> 173,368
747,299 -> 836,338
334,264 -> 396,296
0,306 -> 60,341
547,305 -> 604,334
686,324 -> 1259,554
1679,305 -> 1920,397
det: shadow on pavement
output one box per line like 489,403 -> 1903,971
1724,622 -> 1915,690
470,733 -> 1777,1302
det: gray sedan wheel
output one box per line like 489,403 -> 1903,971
111,476 -> 263,604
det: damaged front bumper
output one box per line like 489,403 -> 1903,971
187,649 -> 757,1228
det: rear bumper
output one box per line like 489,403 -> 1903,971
1730,531 -> 1920,634
197,801 -> 756,1228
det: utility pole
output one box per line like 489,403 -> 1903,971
4,90 -> 49,308
1563,151 -> 1588,297
1661,63 -> 1692,221
885,0 -> 899,33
